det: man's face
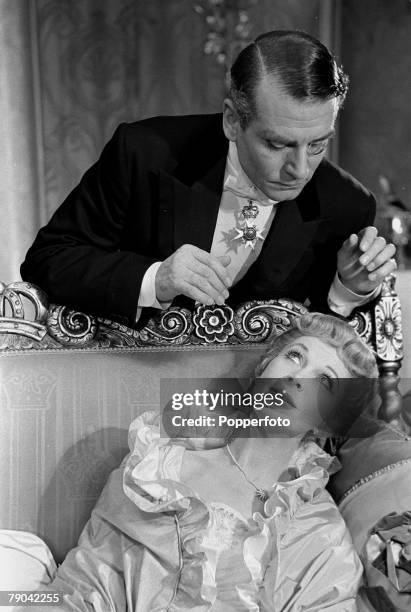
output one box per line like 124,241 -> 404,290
223,75 -> 338,201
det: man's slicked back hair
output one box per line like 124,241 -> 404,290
229,30 -> 349,128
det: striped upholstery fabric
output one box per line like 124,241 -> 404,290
0,345 -> 264,562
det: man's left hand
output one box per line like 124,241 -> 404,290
337,226 -> 397,295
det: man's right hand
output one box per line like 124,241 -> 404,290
155,244 -> 231,305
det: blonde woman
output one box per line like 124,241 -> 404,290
49,313 -> 378,611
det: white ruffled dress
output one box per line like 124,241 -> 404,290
51,411 -> 362,611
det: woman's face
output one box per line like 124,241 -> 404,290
256,335 -> 353,435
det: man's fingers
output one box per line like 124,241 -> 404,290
338,234 -> 362,277
155,245 -> 233,304
189,246 -> 231,287
359,236 -> 387,266
181,273 -> 228,305
368,258 -> 397,282
203,255 -> 232,288
364,243 -> 396,271
186,262 -> 229,301
179,281 -> 216,306
156,245 -> 233,304
185,267 -> 229,304
358,226 -> 378,252
341,234 -> 358,253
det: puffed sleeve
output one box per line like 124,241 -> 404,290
123,410 -> 197,513
46,411 -> 192,611
258,440 -> 363,611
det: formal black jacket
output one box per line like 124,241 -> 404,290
21,114 -> 376,325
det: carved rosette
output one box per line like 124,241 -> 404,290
47,305 -> 98,347
374,297 -> 403,362
0,280 -> 405,365
235,299 -> 308,343
193,304 -> 234,343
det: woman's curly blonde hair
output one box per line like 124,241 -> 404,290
254,312 -> 379,434
255,312 -> 378,378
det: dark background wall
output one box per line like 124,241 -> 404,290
35,0 -> 411,216
33,0 -> 329,220
339,0 -> 411,209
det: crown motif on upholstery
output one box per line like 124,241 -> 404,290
1,370 -> 57,410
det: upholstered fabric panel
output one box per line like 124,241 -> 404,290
0,346 -> 263,562
329,424 -> 411,504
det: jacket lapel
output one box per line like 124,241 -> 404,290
237,176 -> 328,293
157,142 -> 329,297
253,200 -> 322,287
158,156 -> 227,253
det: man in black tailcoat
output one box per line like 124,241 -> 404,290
21,31 -> 396,326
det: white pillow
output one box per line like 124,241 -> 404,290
0,529 -> 56,610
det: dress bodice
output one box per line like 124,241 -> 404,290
120,411 -> 363,611
201,502 -> 261,611
51,411 -> 364,611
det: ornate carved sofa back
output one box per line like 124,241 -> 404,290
0,279 -> 405,563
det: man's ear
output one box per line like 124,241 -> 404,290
222,98 -> 240,141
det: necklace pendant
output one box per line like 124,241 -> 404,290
255,488 -> 269,503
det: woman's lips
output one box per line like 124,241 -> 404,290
260,382 -> 298,409
282,391 -> 297,409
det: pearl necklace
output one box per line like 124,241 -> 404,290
226,444 -> 269,503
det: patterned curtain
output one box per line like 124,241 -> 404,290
0,1 -> 42,284
0,0 -> 335,283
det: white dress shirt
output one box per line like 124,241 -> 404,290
136,142 -> 378,321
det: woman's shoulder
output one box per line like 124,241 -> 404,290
264,437 -> 342,519
289,435 -> 341,481
123,410 -> 215,514
127,409 -> 227,456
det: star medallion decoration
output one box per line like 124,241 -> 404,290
233,224 -> 264,249
232,199 -> 264,249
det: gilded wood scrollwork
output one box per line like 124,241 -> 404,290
0,277 -> 406,427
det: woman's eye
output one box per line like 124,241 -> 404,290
285,349 -> 302,364
319,373 -> 334,391
308,140 -> 328,155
